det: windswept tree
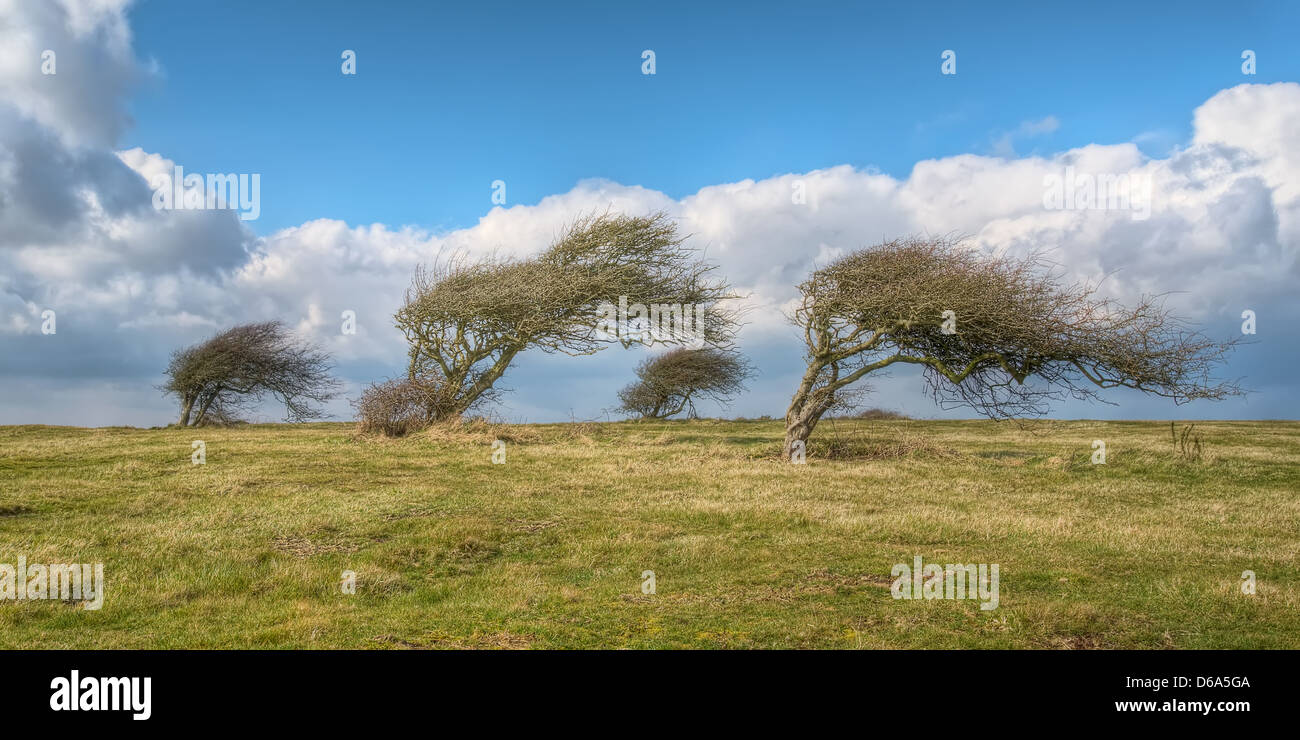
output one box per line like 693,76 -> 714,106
783,237 -> 1240,460
395,212 -> 738,422
617,348 -> 754,419
163,321 -> 340,426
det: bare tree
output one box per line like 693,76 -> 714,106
783,237 -> 1241,460
617,348 -> 754,419
162,321 -> 340,426
395,211 -> 738,422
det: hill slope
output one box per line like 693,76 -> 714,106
1,419 -> 1296,648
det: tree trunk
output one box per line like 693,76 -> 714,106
178,398 -> 193,426
782,359 -> 829,461
428,348 -> 522,423
192,387 -> 220,427
782,403 -> 824,461
782,361 -> 834,461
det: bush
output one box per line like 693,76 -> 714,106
853,408 -> 911,420
353,379 -> 433,437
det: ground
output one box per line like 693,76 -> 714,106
0,418 -> 1296,649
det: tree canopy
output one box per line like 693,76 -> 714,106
783,237 -> 1240,459
395,211 -> 739,422
162,321 -> 339,427
617,348 -> 754,419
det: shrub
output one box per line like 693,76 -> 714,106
853,408 -> 911,420
354,379 -> 434,437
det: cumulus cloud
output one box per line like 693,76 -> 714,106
0,3 -> 1295,424
0,0 -> 141,148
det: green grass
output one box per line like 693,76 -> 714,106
1,418 -> 1296,649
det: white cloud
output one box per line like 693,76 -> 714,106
0,0 -> 141,148
0,2 -> 1296,423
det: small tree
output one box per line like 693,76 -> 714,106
617,348 -> 754,419
163,321 -> 340,426
395,212 -> 738,422
783,237 -> 1240,460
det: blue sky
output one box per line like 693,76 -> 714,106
123,0 -> 1300,234
2,0 -> 1297,425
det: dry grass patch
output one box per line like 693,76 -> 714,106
1,419 -> 1297,649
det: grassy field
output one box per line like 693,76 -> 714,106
1,418 -> 1296,649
